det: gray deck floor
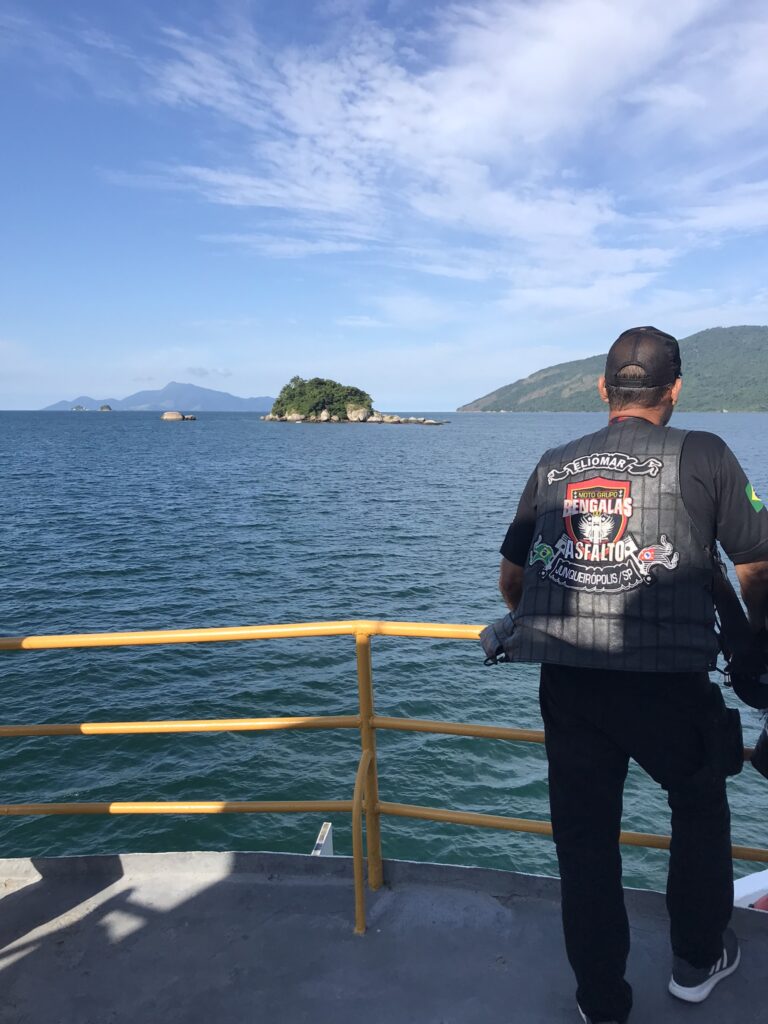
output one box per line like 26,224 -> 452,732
0,851 -> 766,1024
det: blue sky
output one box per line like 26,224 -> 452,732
2,0 -> 767,409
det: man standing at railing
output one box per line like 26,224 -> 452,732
497,327 -> 768,1024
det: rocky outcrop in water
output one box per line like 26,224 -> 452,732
263,410 -> 446,425
265,375 -> 446,425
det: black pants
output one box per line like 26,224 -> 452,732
539,664 -> 733,1024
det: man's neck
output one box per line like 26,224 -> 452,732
608,407 -> 667,426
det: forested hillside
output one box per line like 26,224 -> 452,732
459,326 -> 768,412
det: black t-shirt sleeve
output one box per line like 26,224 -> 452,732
681,431 -> 768,563
500,467 -> 538,566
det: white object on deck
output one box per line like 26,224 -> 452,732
311,821 -> 334,857
733,868 -> 768,909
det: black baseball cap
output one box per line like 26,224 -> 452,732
604,326 -> 681,388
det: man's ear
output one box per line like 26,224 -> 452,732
671,377 -> 683,405
598,375 -> 609,404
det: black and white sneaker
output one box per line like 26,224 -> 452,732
668,928 -> 741,1003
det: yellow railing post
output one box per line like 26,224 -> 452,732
355,631 -> 383,890
352,750 -> 373,934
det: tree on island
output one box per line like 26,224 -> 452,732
270,376 -> 373,420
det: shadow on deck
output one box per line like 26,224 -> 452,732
0,851 -> 765,1023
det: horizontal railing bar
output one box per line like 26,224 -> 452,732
0,800 -> 354,816
730,842 -> 768,862
3,796 -> 765,861
0,715 -> 753,762
0,715 -> 361,738
369,622 -> 483,640
374,718 -> 754,761
0,620 -> 484,651
373,716 -> 545,743
616,832 -> 768,862
376,716 -> 757,765
378,801 -> 768,863
379,801 -> 552,835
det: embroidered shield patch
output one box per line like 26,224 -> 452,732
563,477 -> 632,546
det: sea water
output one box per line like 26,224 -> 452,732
1,410 -> 766,890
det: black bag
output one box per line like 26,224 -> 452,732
700,683 -> 744,778
719,706 -> 746,778
712,549 -> 768,709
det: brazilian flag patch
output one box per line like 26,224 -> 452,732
746,481 -> 765,512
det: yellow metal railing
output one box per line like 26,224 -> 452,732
0,619 -> 765,935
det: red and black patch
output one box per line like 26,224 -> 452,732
564,477 -> 631,546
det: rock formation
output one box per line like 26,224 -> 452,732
262,409 -> 446,426
346,406 -> 370,422
264,374 -> 447,425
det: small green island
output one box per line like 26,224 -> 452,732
263,376 -> 445,425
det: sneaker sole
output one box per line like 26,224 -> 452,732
668,947 -> 741,1003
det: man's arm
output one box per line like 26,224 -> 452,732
691,435 -> 768,632
498,467 -> 538,612
499,557 -> 525,612
735,560 -> 768,633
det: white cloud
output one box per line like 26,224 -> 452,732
328,292 -> 462,333
677,181 -> 768,233
408,170 -> 619,243
175,158 -> 378,222
15,3 -> 768,261
409,1 -> 706,158
504,272 -> 659,314
202,232 -> 364,257
102,0 -> 766,300
625,7 -> 768,146
0,10 -> 137,100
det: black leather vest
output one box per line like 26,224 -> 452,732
509,419 -> 717,672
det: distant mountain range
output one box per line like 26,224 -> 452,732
459,326 -> 768,412
44,381 -> 275,413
